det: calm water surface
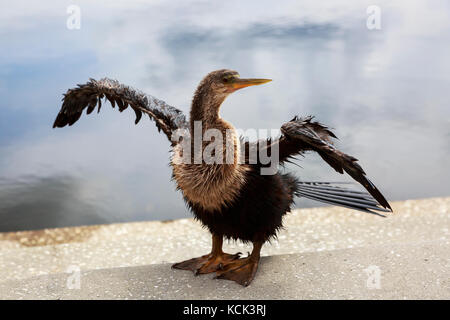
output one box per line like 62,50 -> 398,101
1,1 -> 449,231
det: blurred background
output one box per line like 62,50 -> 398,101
1,0 -> 449,232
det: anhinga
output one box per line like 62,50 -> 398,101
53,69 -> 392,286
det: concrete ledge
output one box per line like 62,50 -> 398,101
1,197 -> 449,282
0,241 -> 448,299
0,197 -> 449,299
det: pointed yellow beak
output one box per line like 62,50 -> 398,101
231,78 -> 272,90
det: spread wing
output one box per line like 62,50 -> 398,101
53,78 -> 188,142
277,116 -> 392,214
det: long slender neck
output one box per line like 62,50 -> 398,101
188,86 -> 238,165
189,88 -> 226,131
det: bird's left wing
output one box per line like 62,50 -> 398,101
277,116 -> 392,214
53,78 -> 188,142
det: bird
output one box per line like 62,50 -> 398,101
53,69 -> 392,287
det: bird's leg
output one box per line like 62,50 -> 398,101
171,234 -> 241,275
214,241 -> 263,287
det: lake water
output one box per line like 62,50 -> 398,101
1,0 -> 449,232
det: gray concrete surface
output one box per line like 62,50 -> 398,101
0,197 -> 449,299
1,197 -> 449,281
0,241 -> 448,299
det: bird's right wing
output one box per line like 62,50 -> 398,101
53,78 -> 188,142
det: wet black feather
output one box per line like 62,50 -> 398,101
53,78 -> 188,141
278,116 -> 392,211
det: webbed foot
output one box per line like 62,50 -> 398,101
214,256 -> 259,287
172,252 -> 241,275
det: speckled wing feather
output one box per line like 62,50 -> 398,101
279,116 -> 392,214
53,78 -> 188,141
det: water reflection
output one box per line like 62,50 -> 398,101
0,1 -> 449,231
0,175 -> 108,232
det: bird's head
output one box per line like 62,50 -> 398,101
191,69 -> 271,121
198,69 -> 271,98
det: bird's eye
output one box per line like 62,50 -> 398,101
223,77 -> 229,83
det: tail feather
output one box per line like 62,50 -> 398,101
298,188 -> 385,208
296,181 -> 391,216
298,184 -> 375,199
